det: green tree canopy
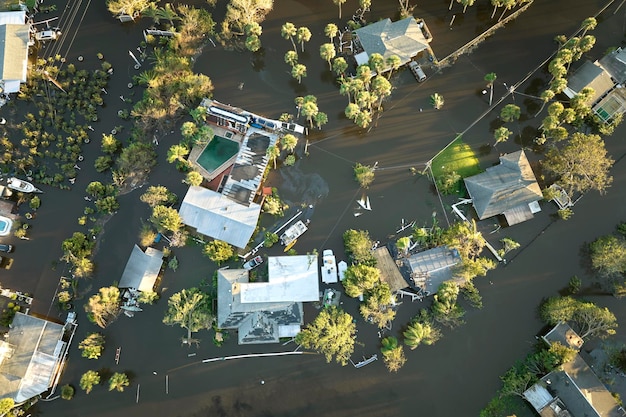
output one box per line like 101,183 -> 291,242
500,103 -> 521,122
163,288 -> 213,341
202,240 -> 234,265
79,370 -> 100,394
354,162 -> 375,188
540,296 -> 618,339
380,336 -> 406,372
403,309 -> 441,349
140,185 -> 177,207
108,372 -> 130,392
295,306 -> 356,365
431,281 -> 465,328
589,235 -> 626,277
79,333 -> 106,359
342,264 -> 381,298
150,205 -> 183,234
359,282 -> 395,328
85,286 -> 121,328
0,398 -> 14,414
343,229 -> 375,265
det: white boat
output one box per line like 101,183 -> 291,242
280,220 -> 308,246
338,260 -> 348,281
121,303 -> 142,312
321,249 -> 338,284
7,177 -> 42,193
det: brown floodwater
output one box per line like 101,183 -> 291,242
3,0 -> 626,416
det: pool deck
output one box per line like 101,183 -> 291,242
189,126 -> 244,181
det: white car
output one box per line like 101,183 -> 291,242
35,29 -> 61,42
243,256 -> 263,270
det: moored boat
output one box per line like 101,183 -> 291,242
7,177 -> 42,193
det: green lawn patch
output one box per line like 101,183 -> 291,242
431,136 -> 482,196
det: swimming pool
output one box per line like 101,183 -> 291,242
195,135 -> 240,173
0,216 -> 13,236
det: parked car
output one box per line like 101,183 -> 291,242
0,244 -> 13,253
408,61 -> 426,82
243,255 -> 263,270
35,29 -> 61,42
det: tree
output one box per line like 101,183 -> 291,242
62,231 -> 95,261
542,132 -> 613,196
540,296 -> 579,325
94,156 -> 113,173
296,26 -> 311,52
380,337 -> 406,372
301,98 -> 318,127
342,264 -> 381,298
368,53 -> 385,75
115,142 -> 157,187
498,0 -> 516,22
493,126 -> 512,146
85,286 -> 121,328
500,363 -> 535,397
266,145 -> 280,169
354,162 -> 375,188
140,185 -> 176,207
589,235 -> 626,276
540,296 -> 617,339
320,43 -> 336,70
343,229 -> 375,265
441,220 -> 485,260
284,50 -> 298,67
332,57 -> 348,77
385,55 -> 402,78
106,0 -> 149,18
296,306 -> 356,365
222,0 -> 273,36
108,372 -> 130,392
61,384 -> 75,400
345,103 -> 360,121
332,0 -> 347,19
0,398 -> 14,414
458,0 -> 475,13
202,240 -> 234,265
500,103 -> 521,122
163,288 -> 213,342
580,16 -> 597,36
371,75 -> 392,110
432,281 -> 465,328
403,310 -> 441,349
396,236 -> 411,255
291,63 -> 307,84
80,371 -> 100,394
101,134 -> 120,154
431,93 -> 444,110
150,205 -> 183,234
359,282 -> 396,328
314,112 -> 328,130
95,196 -> 120,214
79,333 -> 106,359
245,34 -> 261,52
490,0 -> 504,18
281,22 -> 297,51
167,144 -> 190,168
185,170 -> 204,187
484,72 -> 497,105
324,23 -> 338,43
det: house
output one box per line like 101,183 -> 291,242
371,246 -> 409,293
353,17 -> 432,71
180,99 -> 305,249
0,312 -> 77,405
523,323 -> 623,417
464,150 -> 542,226
405,246 -> 461,295
564,47 -> 626,124
217,255 -> 319,344
118,245 -> 164,293
179,186 -> 262,249
0,11 -> 30,94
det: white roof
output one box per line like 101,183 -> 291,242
179,186 -> 261,249
240,255 -> 319,303
118,245 -> 164,292
0,11 -> 26,25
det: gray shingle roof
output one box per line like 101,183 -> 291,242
599,47 -> 626,84
354,17 -> 428,65
565,60 -> 614,102
464,150 -> 541,220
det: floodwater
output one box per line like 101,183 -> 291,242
2,0 -> 626,416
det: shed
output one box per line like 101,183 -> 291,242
118,245 -> 164,292
371,246 -> 407,292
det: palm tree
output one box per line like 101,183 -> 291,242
301,101 -> 318,127
314,112 -> 328,130
266,145 -> 280,169
500,104 -> 521,122
281,22 -> 297,52
345,103 -> 360,121
108,372 -> 130,392
332,57 -> 348,77
580,17 -> 597,36
333,0 -> 347,19
284,50 -> 298,67
371,75 -> 392,111
491,0 -> 503,18
142,2 -> 160,23
135,70 -> 158,88
246,35 -> 261,52
431,93 -> 444,110
291,64 -> 307,84
396,236 -> 411,255
458,0 -> 475,13
356,64 -> 372,87
296,27 -> 311,52
385,55 -> 402,79
355,109 -> 372,128
281,134 -> 298,153
484,72 -> 497,105
494,126 -> 512,146
294,96 -> 304,118
166,144 -> 190,164
156,3 -> 180,26
499,0 -> 516,21
320,43 -> 336,70
324,23 -> 338,43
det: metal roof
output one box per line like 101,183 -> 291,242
118,245 -> 164,292
241,255 -> 319,303
179,186 -> 261,249
0,24 -> 29,92
464,150 -> 542,221
0,313 -> 65,403
599,47 -> 626,84
354,17 -> 428,65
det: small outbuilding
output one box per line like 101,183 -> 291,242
118,245 -> 164,293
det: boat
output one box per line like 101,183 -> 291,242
321,249 -> 338,284
283,239 -> 297,252
338,260 -> 348,281
7,177 -> 42,193
280,220 -> 308,246
356,194 -> 372,211
121,304 -> 142,312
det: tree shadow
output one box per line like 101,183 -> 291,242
250,48 -> 265,72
